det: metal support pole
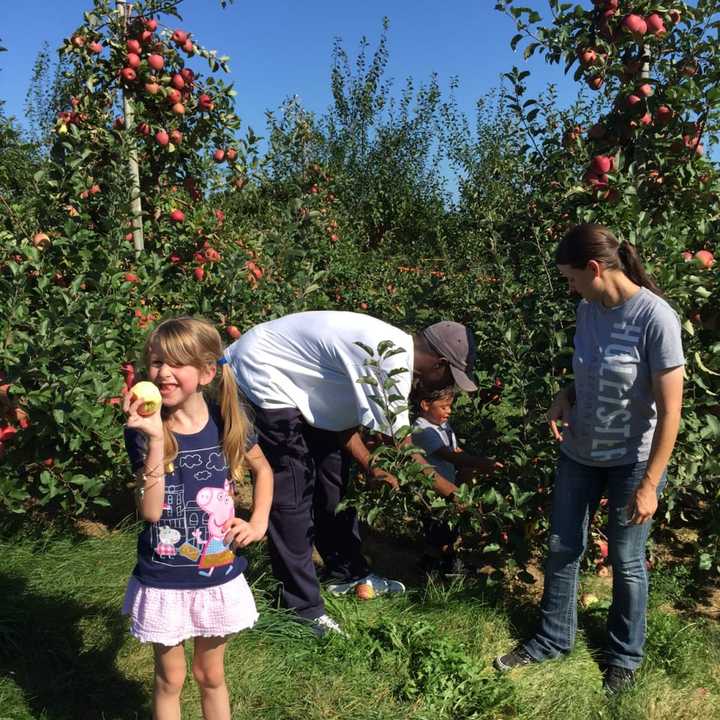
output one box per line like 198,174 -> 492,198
117,0 -> 144,254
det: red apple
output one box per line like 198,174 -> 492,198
645,13 -> 666,36
88,41 -> 103,54
355,582 -> 375,600
171,74 -> 185,90
145,18 -> 158,32
682,251 -> 693,262
198,94 -> 214,111
147,53 -> 164,71
127,39 -> 141,54
167,88 -> 181,104
227,325 -> 241,340
193,266 -> 205,281
32,232 -> 50,249
180,67 -> 195,83
226,147 -> 238,162
623,14 -> 647,36
155,130 -> 169,146
579,48 -> 597,66
126,52 -> 141,69
587,75 -> 604,90
639,112 -> 652,126
626,94 -> 642,110
637,83 -> 653,97
182,39 -> 194,54
72,35 -> 85,48
124,273 -> 139,283
585,170 -> 609,188
591,155 -> 613,174
137,122 -> 151,136
145,82 -> 160,95
655,105 -> 673,125
121,67 -> 137,82
172,29 -> 189,45
170,129 -> 183,145
171,103 -> 185,115
169,209 -> 185,223
213,149 -> 226,163
694,250 -> 715,268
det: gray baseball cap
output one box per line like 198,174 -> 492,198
421,321 -> 477,392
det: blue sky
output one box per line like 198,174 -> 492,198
0,1 -> 578,143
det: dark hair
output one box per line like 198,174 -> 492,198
555,223 -> 663,296
412,385 -> 454,407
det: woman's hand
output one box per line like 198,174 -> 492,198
223,517 -> 267,549
627,481 -> 659,524
123,392 -> 163,441
547,387 -> 573,442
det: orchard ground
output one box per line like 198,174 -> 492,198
1,510 -> 719,720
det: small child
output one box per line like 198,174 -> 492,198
412,386 -> 499,573
122,316 -> 273,720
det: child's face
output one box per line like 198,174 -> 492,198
420,396 -> 453,425
147,341 -> 214,408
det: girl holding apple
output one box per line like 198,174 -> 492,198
122,316 -> 273,720
494,224 -> 684,695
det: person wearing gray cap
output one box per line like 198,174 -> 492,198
223,311 -> 477,636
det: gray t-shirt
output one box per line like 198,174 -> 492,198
560,287 -> 684,467
412,416 -> 458,482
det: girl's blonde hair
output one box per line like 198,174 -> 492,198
144,316 -> 250,481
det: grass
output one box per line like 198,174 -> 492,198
1,525 -> 719,720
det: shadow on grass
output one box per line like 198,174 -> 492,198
0,570 -> 148,720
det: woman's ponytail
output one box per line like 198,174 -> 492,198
556,223 -> 664,297
617,242 -> 664,297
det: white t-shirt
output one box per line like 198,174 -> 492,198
224,311 -> 414,434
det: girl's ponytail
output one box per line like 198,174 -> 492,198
617,242 -> 664,297
218,363 -> 250,482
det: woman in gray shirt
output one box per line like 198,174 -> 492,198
494,224 -> 684,694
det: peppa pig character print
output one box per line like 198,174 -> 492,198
196,481 -> 236,576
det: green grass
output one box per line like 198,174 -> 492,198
1,527 -> 719,720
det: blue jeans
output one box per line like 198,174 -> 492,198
524,453 -> 666,670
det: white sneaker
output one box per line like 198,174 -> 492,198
308,613 -> 347,639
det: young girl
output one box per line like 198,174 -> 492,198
122,316 -> 273,720
494,224 -> 684,694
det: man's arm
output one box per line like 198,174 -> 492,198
337,429 -> 458,497
337,429 -> 399,489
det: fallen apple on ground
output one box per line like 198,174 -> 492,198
355,582 -> 376,600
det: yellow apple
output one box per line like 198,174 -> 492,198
130,381 -> 162,416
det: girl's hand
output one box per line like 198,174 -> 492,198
547,388 -> 573,442
123,392 -> 163,441
223,517 -> 267,549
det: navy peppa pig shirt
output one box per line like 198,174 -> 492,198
125,404 -> 257,590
